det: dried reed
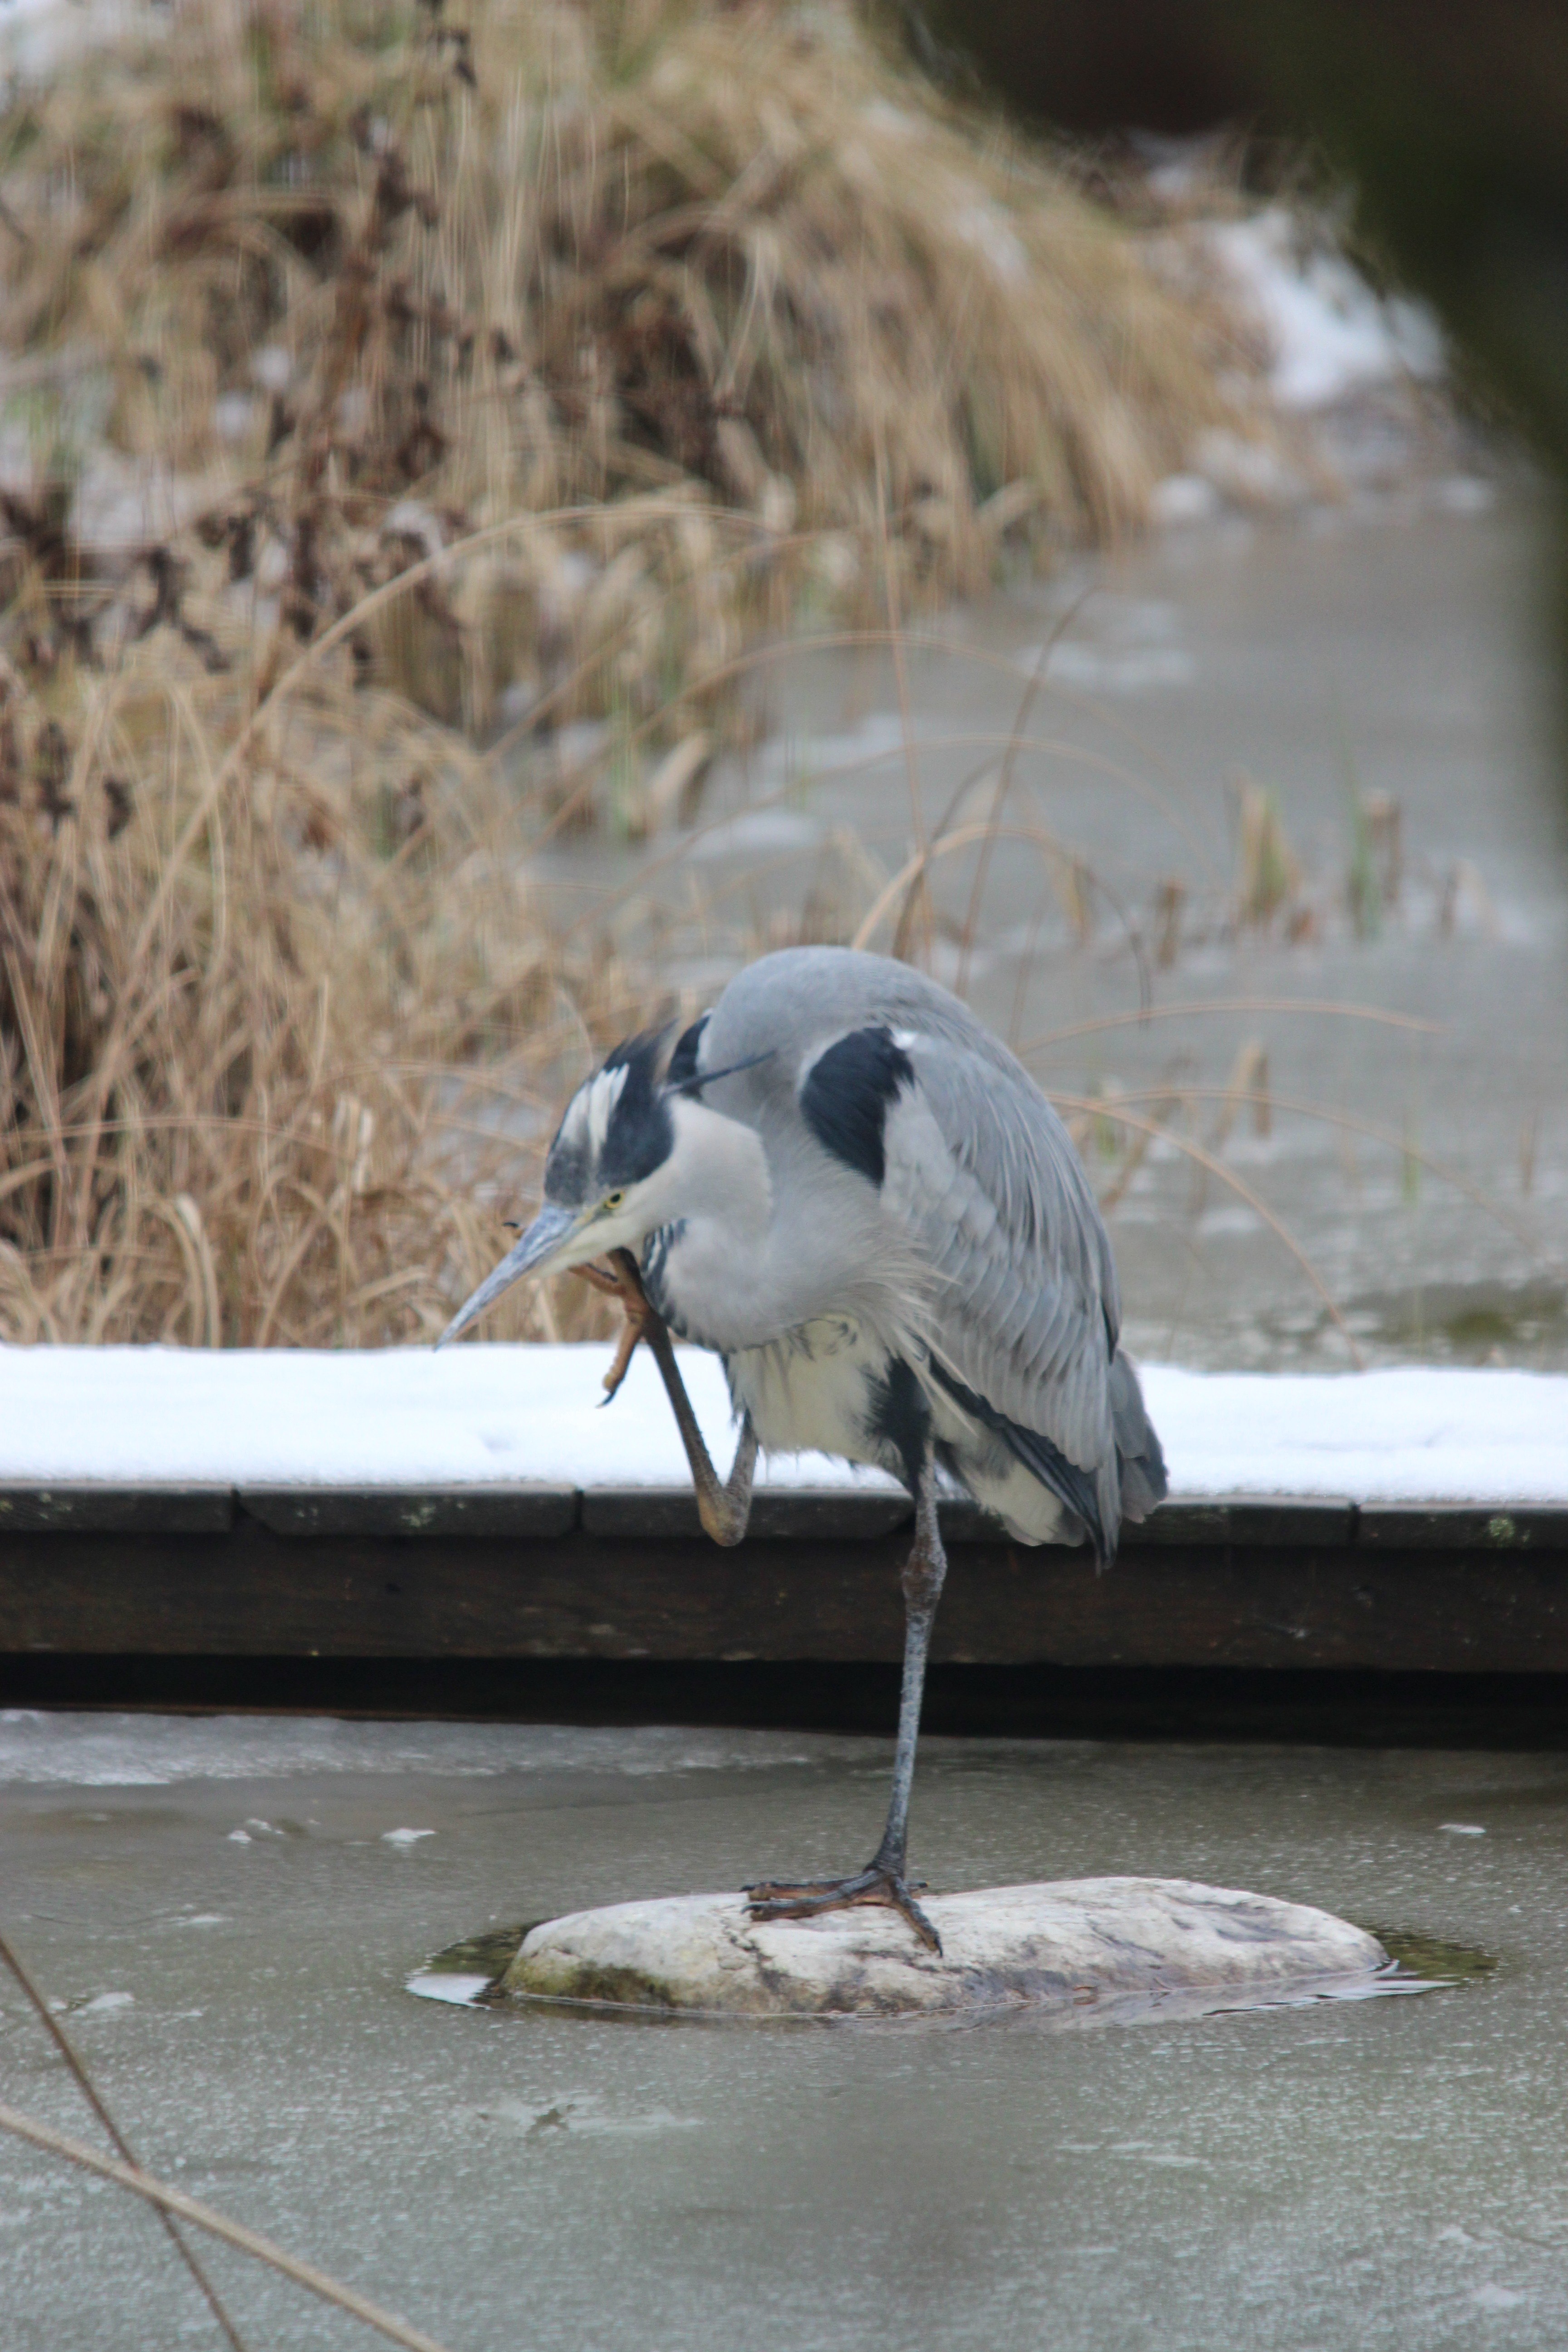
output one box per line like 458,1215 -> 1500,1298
0,2101 -> 455,2352
0,1928 -> 249,2352
1,0 -> 1249,659
0,0 -> 1272,1346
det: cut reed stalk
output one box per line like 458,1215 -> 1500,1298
0,1931 -> 250,2352
0,2102 -> 454,2352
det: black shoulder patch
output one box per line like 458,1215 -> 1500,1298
666,1014 -> 709,1092
799,1027 -> 914,1187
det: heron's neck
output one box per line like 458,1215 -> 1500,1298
641,1099 -> 777,1350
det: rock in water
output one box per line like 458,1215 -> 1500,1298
502,1877 -> 1388,2019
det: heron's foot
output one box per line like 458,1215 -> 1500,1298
744,1866 -> 942,1954
572,1259 -> 651,1401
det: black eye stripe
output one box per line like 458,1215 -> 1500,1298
543,1034 -> 675,1201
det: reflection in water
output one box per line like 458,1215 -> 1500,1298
1370,1927 -> 1500,1988
1348,1280 -> 1568,1365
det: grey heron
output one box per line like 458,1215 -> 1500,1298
439,946 -> 1166,1948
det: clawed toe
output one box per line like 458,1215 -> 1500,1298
744,1866 -> 942,1953
572,1259 -> 651,1400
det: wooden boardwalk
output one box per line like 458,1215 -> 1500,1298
3,1486 -> 1565,1679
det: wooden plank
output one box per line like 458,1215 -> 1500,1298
1127,1498 -> 1356,1547
1357,1505 -> 1568,1550
581,1486 -> 913,1540
0,1485 -> 233,1533
237,1486 -> 578,1539
0,1482 -> 1543,1549
1,1522 -> 1564,1672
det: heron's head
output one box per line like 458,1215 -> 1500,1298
435,1024 -> 767,1345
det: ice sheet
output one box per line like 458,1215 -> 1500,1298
0,1712 -> 827,1785
0,1344 -> 1563,1503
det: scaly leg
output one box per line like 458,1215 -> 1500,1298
747,1445 -> 947,1952
577,1249 -> 757,1546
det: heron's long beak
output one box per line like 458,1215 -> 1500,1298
434,1201 -> 581,1348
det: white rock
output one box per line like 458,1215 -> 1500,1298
503,1877 -> 1388,2019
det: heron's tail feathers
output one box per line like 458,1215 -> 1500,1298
1110,1350 -> 1168,1525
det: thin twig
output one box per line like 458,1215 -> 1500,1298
0,1929 -> 250,2352
0,2102 -> 457,2352
1024,999 -> 1444,1051
1081,1080 -> 1546,1259
872,422 -> 931,965
956,592 -> 1090,997
1048,1092 -> 1364,1364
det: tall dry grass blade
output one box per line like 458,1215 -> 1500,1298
0,1931 -> 250,2352
1049,1091 -> 1364,1364
0,2101 -> 457,2352
1024,1000 -> 1444,1053
851,819 -> 1105,954
954,602 -> 1084,998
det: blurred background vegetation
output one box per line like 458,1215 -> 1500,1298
0,0 -> 1558,1353
916,0 -> 1568,702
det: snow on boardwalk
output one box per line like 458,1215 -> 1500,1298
0,1344 -> 1563,1505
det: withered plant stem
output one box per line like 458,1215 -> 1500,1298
0,1931 -> 250,2352
1049,1092 -> 1363,1364
0,2100 -> 456,2352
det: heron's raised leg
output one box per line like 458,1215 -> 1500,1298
747,1446 -> 947,1952
577,1248 -> 757,1546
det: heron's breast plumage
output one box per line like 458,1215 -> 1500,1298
723,1319 -> 917,1484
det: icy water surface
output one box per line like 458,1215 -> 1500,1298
537,486 -> 1568,1370
3,1714 -> 1567,2349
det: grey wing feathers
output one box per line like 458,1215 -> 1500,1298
881,1029 -> 1162,1556
695,947 -> 1166,1555
1110,1349 -> 1167,1525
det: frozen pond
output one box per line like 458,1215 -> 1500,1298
3,1714 -> 1566,2348
538,485 -> 1568,1371
4,447 -> 1567,2352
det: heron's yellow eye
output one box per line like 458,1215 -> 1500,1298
602,1189 -> 626,1212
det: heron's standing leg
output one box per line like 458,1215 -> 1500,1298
576,1249 -> 757,1545
747,1446 -> 946,1952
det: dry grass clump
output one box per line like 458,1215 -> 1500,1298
0,632 -> 659,1345
0,0 -> 1250,731
0,0 -> 1266,1347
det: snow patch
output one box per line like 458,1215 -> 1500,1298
1208,209 -> 1444,411
0,1344 -> 1563,1504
